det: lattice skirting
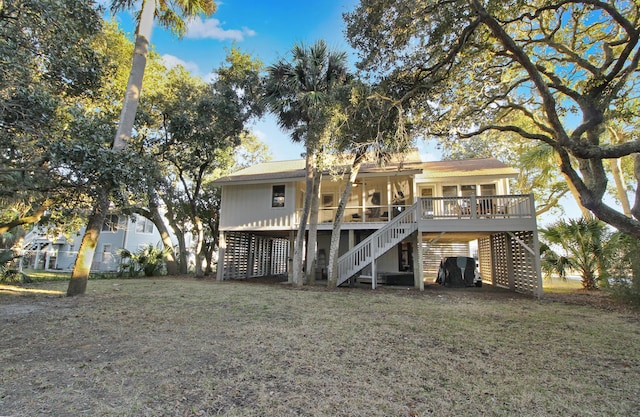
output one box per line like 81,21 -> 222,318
489,231 -> 540,296
221,232 -> 289,279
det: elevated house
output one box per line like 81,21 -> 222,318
213,154 -> 543,297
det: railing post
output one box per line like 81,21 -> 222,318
470,195 -> 477,219
528,193 -> 536,217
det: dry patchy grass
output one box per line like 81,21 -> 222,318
1,277 -> 639,417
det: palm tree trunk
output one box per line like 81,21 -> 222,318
293,150 -> 314,285
328,152 -> 365,287
305,165 -> 322,285
112,0 -> 155,151
67,0 -> 155,295
67,189 -> 109,296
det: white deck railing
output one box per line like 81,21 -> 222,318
419,194 -> 534,220
309,195 -> 533,225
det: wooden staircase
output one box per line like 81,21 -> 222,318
336,202 -> 418,288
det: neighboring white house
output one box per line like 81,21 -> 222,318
212,153 -> 543,297
22,213 -> 188,272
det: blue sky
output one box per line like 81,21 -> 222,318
110,0 -> 394,161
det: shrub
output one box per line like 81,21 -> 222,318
118,244 -> 169,277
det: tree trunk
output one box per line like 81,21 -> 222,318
609,158 -> 632,216
305,165 -> 322,285
68,0 -> 155,295
0,199 -> 52,234
193,216 -> 205,277
562,169 -> 593,219
112,0 -> 155,151
148,204 -> 178,275
161,195 -> 189,274
328,153 -> 365,287
607,127 -> 632,217
293,150 -> 314,286
67,189 -> 109,296
174,229 -> 189,274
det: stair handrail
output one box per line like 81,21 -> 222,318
337,202 -> 418,285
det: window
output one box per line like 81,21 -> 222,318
480,184 -> 496,195
442,185 -> 458,197
102,215 -> 120,232
101,244 -> 112,263
322,193 -> 334,207
136,217 -> 154,234
461,185 -> 476,196
272,185 -> 285,208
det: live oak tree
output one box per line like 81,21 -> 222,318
143,50 -> 264,277
0,0 -> 104,235
345,0 -> 640,241
68,0 -> 216,295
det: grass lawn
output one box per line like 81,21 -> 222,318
1,277 -> 639,416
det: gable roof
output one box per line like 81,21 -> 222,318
418,158 -> 518,179
212,152 -> 424,185
212,155 -> 517,185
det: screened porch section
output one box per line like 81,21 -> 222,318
313,176 -> 415,223
309,193 -> 534,225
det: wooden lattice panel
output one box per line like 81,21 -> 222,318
270,238 -> 289,275
477,237 -> 493,283
510,230 -> 539,295
491,233 -> 510,288
223,233 -> 289,279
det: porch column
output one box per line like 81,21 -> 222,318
386,177 -> 392,217
505,233 -> 516,290
288,230 -> 295,283
531,228 -> 544,299
33,243 -> 41,269
490,235 -> 498,287
216,232 -> 226,281
371,255 -> 377,289
412,232 -> 424,291
247,234 -> 255,278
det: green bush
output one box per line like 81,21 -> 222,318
118,244 -> 169,277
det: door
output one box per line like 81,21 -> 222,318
419,186 -> 435,217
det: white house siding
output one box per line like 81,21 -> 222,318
219,183 -> 297,231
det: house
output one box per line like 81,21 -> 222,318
213,154 -> 543,297
22,213 -> 183,272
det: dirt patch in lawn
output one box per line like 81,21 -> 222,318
1,277 -> 639,417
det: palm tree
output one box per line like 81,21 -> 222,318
67,0 -> 216,296
540,217 -> 608,290
263,40 -> 348,286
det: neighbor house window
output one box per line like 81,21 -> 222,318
101,244 -> 112,263
272,185 -> 285,207
136,216 -> 154,234
102,215 -> 120,232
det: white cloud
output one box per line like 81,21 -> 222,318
161,54 -> 200,74
203,72 -> 218,84
185,17 -> 256,41
252,130 -> 267,140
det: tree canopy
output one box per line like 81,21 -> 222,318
345,0 -> 640,239
0,0 -> 105,234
